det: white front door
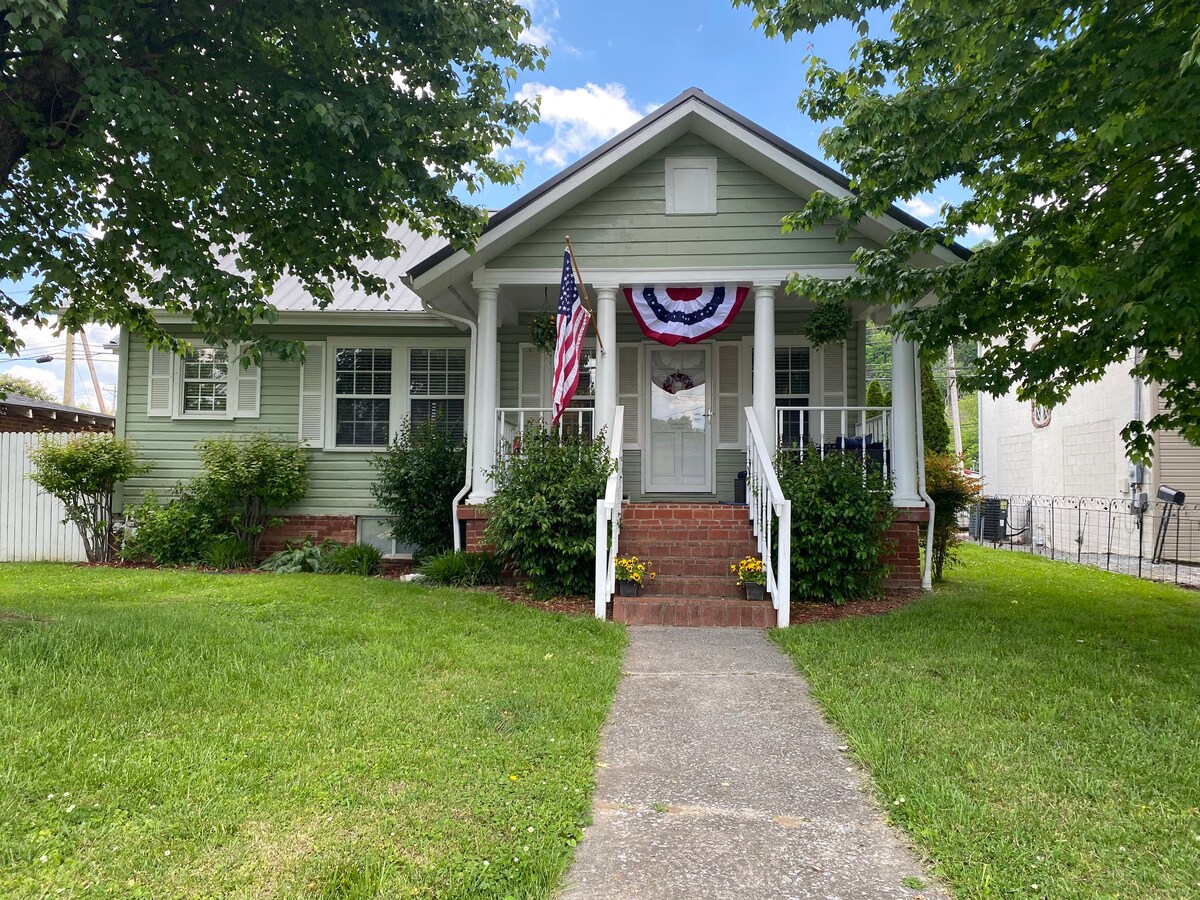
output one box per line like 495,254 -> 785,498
644,345 -> 712,493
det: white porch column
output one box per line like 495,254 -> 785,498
890,324 -> 922,506
468,285 -> 499,504
752,282 -> 777,449
593,285 -> 619,442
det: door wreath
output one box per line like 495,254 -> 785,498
661,371 -> 695,394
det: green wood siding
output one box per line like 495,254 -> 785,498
490,134 -> 879,270
121,325 -> 463,516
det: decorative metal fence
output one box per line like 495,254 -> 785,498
964,494 -> 1200,588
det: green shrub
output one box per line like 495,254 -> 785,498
775,449 -> 895,604
27,434 -> 148,562
371,419 -> 467,561
258,537 -> 338,574
924,452 -> 983,580
485,425 -> 615,597
418,550 -> 503,587
865,379 -> 889,408
321,542 -> 383,576
192,434 -> 310,557
920,356 -> 951,454
121,491 -> 223,565
203,534 -> 252,569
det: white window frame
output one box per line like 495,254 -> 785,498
408,345 -> 469,441
323,336 -> 469,453
174,345 -> 235,420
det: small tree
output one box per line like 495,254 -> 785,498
775,449 -> 895,604
28,435 -> 148,562
920,357 -> 951,455
0,374 -> 55,402
192,434 -> 309,557
865,379 -> 888,409
924,452 -> 983,580
371,419 -> 467,560
485,425 -> 615,597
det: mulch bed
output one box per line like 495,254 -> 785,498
789,589 -> 923,624
473,585 -> 594,616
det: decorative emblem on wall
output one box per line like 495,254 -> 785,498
1032,402 -> 1052,428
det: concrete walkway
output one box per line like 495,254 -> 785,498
559,627 -> 948,900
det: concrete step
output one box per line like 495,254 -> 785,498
612,595 -> 776,627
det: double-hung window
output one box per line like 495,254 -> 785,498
776,345 -> 811,447
334,348 -> 392,448
181,348 -> 230,415
409,348 -> 467,443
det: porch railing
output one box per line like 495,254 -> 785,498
776,405 -> 892,473
495,407 -> 595,458
594,407 -> 624,618
745,408 -> 791,628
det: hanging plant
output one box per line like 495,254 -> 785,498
803,301 -> 852,347
529,311 -> 557,355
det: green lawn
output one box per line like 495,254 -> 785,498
774,544 -> 1200,899
0,565 -> 626,899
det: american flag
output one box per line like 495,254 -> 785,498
550,248 -> 592,427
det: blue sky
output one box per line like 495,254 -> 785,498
3,0 -> 972,407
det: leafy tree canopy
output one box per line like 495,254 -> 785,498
0,371 -> 54,400
739,0 -> 1200,459
2,0 -> 543,359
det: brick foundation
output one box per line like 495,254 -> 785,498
457,505 -> 492,552
257,515 -> 357,559
882,507 -> 930,592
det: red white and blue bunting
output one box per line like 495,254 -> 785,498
623,285 -> 749,346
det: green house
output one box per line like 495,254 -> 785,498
115,89 -> 965,626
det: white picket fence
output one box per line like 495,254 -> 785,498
0,432 -> 89,562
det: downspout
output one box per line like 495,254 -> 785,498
416,288 -> 477,552
913,343 -> 935,591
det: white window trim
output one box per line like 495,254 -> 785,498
323,336 -> 469,453
665,157 -> 718,215
172,345 -> 236,421
775,337 -> 817,407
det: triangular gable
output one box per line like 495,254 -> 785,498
408,87 -> 966,297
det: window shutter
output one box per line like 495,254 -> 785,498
146,347 -> 174,417
298,341 -> 326,448
232,348 -> 261,419
716,342 -> 743,448
618,343 -> 641,448
822,343 -> 846,407
518,344 -> 548,410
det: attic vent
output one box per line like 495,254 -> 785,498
665,157 -> 717,215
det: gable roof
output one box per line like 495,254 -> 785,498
0,394 -> 115,431
409,87 -> 968,289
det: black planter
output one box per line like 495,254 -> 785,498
744,582 -> 766,601
618,580 -> 639,597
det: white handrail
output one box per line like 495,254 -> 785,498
594,407 -> 625,619
776,405 -> 893,477
745,408 -> 791,628
495,407 -> 595,458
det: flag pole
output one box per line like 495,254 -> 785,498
564,235 -> 604,353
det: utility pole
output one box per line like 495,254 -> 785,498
63,331 -> 76,407
947,343 -> 964,462
80,331 -> 108,414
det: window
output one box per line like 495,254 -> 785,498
409,347 -> 467,442
334,348 -> 392,448
776,346 -> 811,446
357,516 -> 418,558
181,348 -> 229,414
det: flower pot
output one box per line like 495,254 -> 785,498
618,580 -> 639,597
744,582 -> 766,602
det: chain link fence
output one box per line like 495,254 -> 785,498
964,495 -> 1200,588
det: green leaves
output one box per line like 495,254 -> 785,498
2,0 -> 544,358
745,0 -> 1200,458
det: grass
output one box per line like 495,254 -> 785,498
773,544 -> 1200,899
0,564 -> 626,899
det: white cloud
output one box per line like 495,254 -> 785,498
512,82 -> 650,167
900,195 -> 945,222
966,223 -> 995,243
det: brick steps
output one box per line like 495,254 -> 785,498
614,502 -> 773,626
613,595 -> 775,628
